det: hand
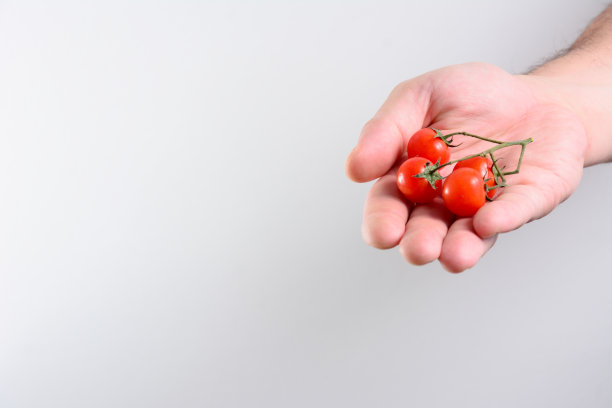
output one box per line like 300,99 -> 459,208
345,63 -> 587,272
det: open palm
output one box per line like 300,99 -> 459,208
346,63 -> 586,272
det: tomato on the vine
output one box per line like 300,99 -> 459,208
442,167 -> 486,216
454,156 -> 491,178
396,157 -> 441,203
454,156 -> 497,199
407,128 -> 450,165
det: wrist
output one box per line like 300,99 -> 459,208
521,56 -> 612,166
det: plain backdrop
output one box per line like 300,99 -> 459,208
1,1 -> 612,407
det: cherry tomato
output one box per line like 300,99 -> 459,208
442,167 -> 486,217
407,128 -> 450,165
396,157 -> 441,203
454,156 -> 497,199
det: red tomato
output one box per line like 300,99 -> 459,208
396,157 -> 442,203
407,128 -> 450,165
454,156 -> 497,199
442,168 -> 486,216
454,156 -> 491,178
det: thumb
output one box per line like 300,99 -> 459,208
345,77 -> 431,183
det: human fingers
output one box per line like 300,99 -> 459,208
362,171 -> 410,249
398,198 -> 454,265
472,184 -> 553,238
345,78 -> 431,183
439,217 -> 498,273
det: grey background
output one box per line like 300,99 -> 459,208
1,1 -> 611,407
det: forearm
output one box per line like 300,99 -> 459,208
526,5 -> 612,166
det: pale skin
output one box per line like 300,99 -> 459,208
345,6 -> 612,272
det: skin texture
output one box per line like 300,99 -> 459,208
346,63 -> 587,272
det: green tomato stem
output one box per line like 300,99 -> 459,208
412,132 -> 533,192
489,152 -> 506,184
444,131 -> 504,145
437,137 -> 533,171
500,139 -> 530,176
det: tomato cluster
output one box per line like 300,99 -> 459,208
396,128 -> 498,217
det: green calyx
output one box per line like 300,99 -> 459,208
413,159 -> 444,189
430,127 -> 461,148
